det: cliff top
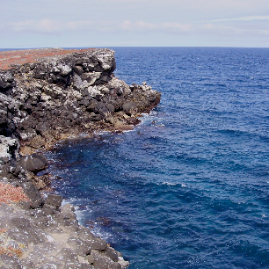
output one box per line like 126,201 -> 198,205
0,48 -> 94,70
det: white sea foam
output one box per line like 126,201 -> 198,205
160,181 -> 185,187
62,198 -> 93,224
90,225 -> 114,242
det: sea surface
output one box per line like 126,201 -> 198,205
44,47 -> 269,269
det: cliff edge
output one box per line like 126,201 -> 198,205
0,48 -> 161,268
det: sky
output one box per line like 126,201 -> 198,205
1,0 -> 269,48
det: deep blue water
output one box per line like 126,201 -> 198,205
45,47 -> 269,269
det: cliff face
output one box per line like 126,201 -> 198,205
0,48 -> 160,154
0,48 -> 161,269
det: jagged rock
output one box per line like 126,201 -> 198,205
0,135 -> 18,162
0,48 -> 160,151
89,86 -> 103,97
57,64 -> 72,76
0,93 -> 14,135
0,71 -> 15,89
43,85 -> 65,99
81,72 -> 102,86
94,49 -> 116,72
108,78 -> 130,95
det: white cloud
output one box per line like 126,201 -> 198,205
6,17 -> 269,41
10,19 -> 115,34
197,23 -> 269,36
205,15 -> 269,23
121,21 -> 157,31
120,21 -> 193,34
11,19 -> 59,33
12,19 -> 65,33
162,23 -> 194,33
119,20 -> 269,37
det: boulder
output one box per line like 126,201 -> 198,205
19,153 -> 48,173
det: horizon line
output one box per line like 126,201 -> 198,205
1,45 -> 269,51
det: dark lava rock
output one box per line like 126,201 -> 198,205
0,72 -> 15,90
19,153 -> 48,173
0,48 -> 158,269
123,101 -> 137,116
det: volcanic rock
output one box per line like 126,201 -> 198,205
0,47 -> 161,269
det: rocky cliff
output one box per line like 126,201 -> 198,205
0,48 -> 161,268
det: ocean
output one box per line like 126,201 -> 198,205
44,47 -> 269,269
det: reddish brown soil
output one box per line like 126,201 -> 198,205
0,48 -> 94,70
0,182 -> 30,204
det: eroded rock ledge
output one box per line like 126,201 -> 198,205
0,48 -> 161,268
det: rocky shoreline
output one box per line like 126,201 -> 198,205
0,48 -> 161,268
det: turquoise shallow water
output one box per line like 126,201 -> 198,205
45,47 -> 269,268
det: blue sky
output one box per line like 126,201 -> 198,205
1,0 -> 269,48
